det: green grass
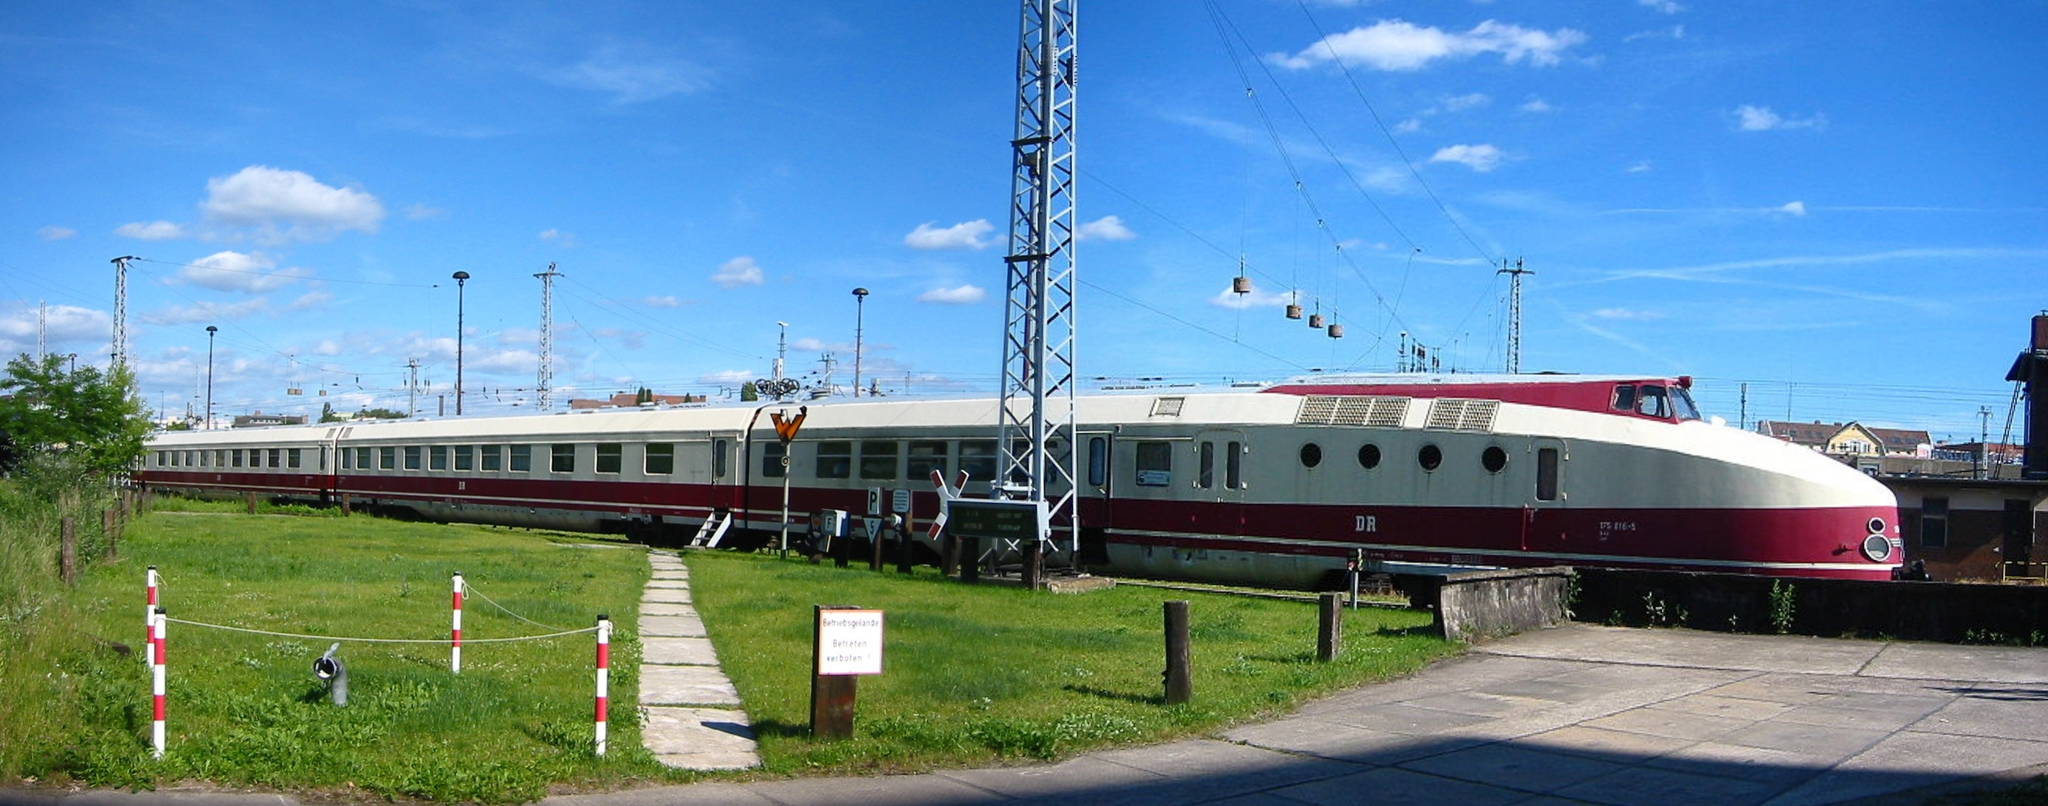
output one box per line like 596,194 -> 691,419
688,551 -> 1456,773
4,508 -> 661,803
6,500 -> 1458,802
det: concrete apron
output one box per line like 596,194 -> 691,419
637,551 -> 759,770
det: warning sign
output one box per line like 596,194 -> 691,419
815,609 -> 884,676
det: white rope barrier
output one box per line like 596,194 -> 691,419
462,580 -> 571,633
164,617 -> 597,644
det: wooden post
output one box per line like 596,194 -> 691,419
340,493 -> 351,517
809,605 -> 858,739
1163,600 -> 1191,705
959,537 -> 980,584
1317,592 -> 1343,662
245,491 -> 257,514
868,525 -> 884,572
61,517 -> 76,585
104,510 -> 119,560
941,533 -> 959,577
895,520 -> 913,575
1023,540 -> 1044,590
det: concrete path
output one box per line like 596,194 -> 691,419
545,623 -> 2048,806
635,551 -> 760,771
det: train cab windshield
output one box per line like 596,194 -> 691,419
1612,382 -> 1703,422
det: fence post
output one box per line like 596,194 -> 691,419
1163,600 -> 1192,705
450,573 -> 464,674
1317,592 -> 1343,662
340,492 -> 350,517
595,615 -> 611,756
145,566 -> 159,666
246,491 -> 257,514
152,608 -> 166,759
61,517 -> 76,585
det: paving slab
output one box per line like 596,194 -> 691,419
641,706 -> 760,770
742,774 -> 1008,806
1860,642 -> 2048,684
642,636 -> 720,665
641,613 -> 706,637
640,602 -> 696,617
640,662 -> 741,706
642,587 -> 693,604
1268,765 -> 1530,806
1479,624 -> 1884,676
1396,741 -> 1629,794
1556,763 -> 1789,806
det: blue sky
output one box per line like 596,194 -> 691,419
3,1 -> 2043,442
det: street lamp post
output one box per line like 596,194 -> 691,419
851,288 -> 868,397
452,271 -> 469,416
204,326 -> 217,430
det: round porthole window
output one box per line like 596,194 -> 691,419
1358,443 -> 1381,470
1861,533 -> 1893,563
1299,443 -> 1323,469
1866,517 -> 1887,535
1418,444 -> 1443,471
1481,446 -> 1508,474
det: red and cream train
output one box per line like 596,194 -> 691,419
138,374 -> 1904,584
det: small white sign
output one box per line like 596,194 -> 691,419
891,488 -> 912,514
867,488 -> 885,516
817,609 -> 884,675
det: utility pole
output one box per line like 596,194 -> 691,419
774,321 -> 788,382
112,256 -> 136,369
851,288 -> 869,397
407,358 -> 421,418
1980,405 -> 1993,479
1497,258 -> 1533,374
535,263 -> 561,411
36,301 -> 45,360
998,0 -> 1080,565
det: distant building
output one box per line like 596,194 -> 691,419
1755,420 -> 1930,458
567,391 -> 706,410
1884,476 -> 2047,582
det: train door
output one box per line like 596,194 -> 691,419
1521,437 -> 1570,557
1194,429 -> 1248,539
1077,430 -> 1115,564
708,431 -> 741,513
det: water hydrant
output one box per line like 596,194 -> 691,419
313,642 -> 348,706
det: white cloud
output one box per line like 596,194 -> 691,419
286,290 -> 334,311
200,166 -> 385,242
1775,201 -> 1808,216
312,339 -> 343,356
1626,160 -> 1654,174
1734,105 -> 1826,132
1520,98 -> 1553,113
116,221 -> 185,240
1076,215 -> 1136,242
791,337 -> 856,353
0,303 -> 108,347
643,295 -> 681,308
1430,144 -> 1506,172
174,251 -> 312,293
698,369 -> 757,385
1638,0 -> 1685,13
917,285 -> 987,304
539,228 -> 580,247
38,226 -> 76,241
711,256 -> 765,288
1393,118 -> 1423,134
1441,93 -> 1490,112
1209,286 -> 1297,310
1270,19 -> 1588,72
548,42 -> 711,104
903,219 -> 995,250
149,298 -> 272,325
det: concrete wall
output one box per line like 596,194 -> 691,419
1430,566 -> 1572,643
1573,568 -> 2048,644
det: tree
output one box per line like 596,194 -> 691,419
740,382 -> 759,402
635,387 -> 653,405
356,406 -> 409,420
318,401 -> 347,423
0,353 -> 152,480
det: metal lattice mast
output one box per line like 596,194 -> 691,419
1498,258 -> 1532,374
112,256 -> 136,368
535,262 -> 561,411
997,0 -> 1078,552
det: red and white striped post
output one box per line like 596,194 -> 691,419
151,607 -> 166,759
145,566 -> 158,666
450,572 -> 464,674
594,614 -> 611,756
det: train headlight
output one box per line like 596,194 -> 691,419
1866,517 -> 1887,535
1860,533 -> 1893,563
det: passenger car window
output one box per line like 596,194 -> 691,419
1135,442 -> 1172,487
816,441 -> 852,479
